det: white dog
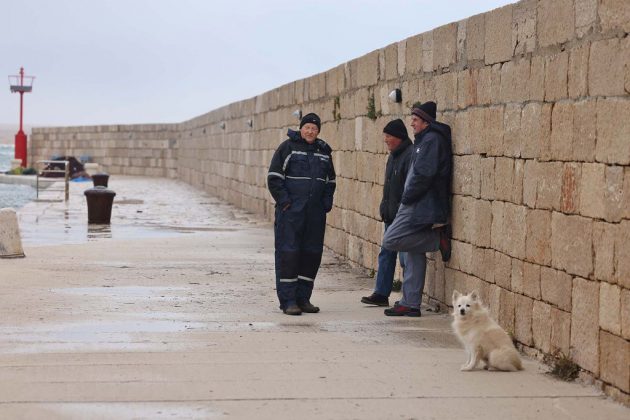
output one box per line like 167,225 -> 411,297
451,290 -> 523,372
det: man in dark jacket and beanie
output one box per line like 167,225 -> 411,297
267,113 -> 336,315
361,119 -> 413,307
382,101 -> 453,317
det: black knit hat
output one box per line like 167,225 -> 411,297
383,118 -> 409,141
411,101 -> 437,123
300,112 -> 321,130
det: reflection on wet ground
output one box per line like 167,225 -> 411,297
16,176 -> 268,246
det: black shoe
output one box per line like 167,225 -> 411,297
298,301 -> 320,313
384,303 -> 421,317
283,303 -> 302,315
438,224 -> 452,262
361,293 -> 389,306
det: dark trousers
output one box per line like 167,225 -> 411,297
274,204 -> 326,309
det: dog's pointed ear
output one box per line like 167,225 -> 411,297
470,290 -> 479,301
452,290 -> 461,302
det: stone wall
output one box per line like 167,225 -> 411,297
31,124 -> 179,178
31,0 -> 630,402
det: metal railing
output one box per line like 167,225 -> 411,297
36,160 -> 69,201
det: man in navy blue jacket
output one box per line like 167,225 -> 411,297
381,102 -> 453,317
267,113 -> 336,315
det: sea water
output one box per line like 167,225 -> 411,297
0,144 -> 35,208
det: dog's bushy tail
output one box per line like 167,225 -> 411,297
489,348 -> 523,371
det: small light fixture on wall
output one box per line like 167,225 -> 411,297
292,109 -> 302,120
246,119 -> 253,128
220,121 -> 226,130
388,88 -> 402,103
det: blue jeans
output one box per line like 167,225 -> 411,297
374,223 -> 407,297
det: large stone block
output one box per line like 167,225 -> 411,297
503,104 -> 522,158
493,157 -> 516,202
0,208 -> 25,259
615,221 -> 630,289
580,163 -> 625,222
551,213 -> 593,278
589,39 -> 627,97
456,70 -> 474,110
535,162 -> 563,210
450,241 -> 474,275
434,72 -> 457,111
540,266 -> 572,312
474,65 -> 502,105
526,209 -> 552,266
523,261 -> 542,300
466,13 -> 485,61
600,282 -> 621,335
550,308 -> 572,356
457,20 -> 466,63
433,23 -> 457,70
593,221 -> 616,283
480,157 -> 495,201
532,299 -> 552,352
572,99 -> 597,162
599,0 -> 630,33
404,34 -> 423,75
494,251 -> 512,290
325,65 -> 345,97
515,294 -> 534,345
622,288 -> 630,340
452,155 -> 481,197
453,109 -> 473,154
596,98 -> 630,165
538,0 -> 575,47
393,40 -> 405,78
544,52 -> 569,102
575,0 -> 598,37
501,61 -> 531,106
550,101 -> 573,161
422,33 -> 434,73
356,51 -> 379,88
568,44 -> 590,99
599,331 -> 630,393
561,163 -> 581,214
485,105 -> 505,156
485,5 -> 514,65
383,43 -> 398,81
571,277 -> 600,374
473,199 -> 492,249
512,0 -> 536,55
498,289 -> 516,334
520,102 -> 551,159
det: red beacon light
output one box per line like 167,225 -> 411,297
8,67 -> 35,168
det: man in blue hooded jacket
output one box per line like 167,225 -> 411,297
382,101 -> 453,317
267,113 -> 336,315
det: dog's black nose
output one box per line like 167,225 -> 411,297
460,309 -> 465,315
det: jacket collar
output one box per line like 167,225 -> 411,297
391,138 -> 412,157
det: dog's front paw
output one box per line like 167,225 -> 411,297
460,364 -> 473,371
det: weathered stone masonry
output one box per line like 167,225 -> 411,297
31,0 -> 630,402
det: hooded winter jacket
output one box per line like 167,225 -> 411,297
379,138 -> 413,224
397,121 -> 452,226
267,129 -> 336,212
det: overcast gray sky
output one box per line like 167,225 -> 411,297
1,0 -> 514,127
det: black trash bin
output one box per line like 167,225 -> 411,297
84,186 -> 116,224
92,173 -> 110,187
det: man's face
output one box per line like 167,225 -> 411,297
384,133 -> 403,152
410,115 -> 429,135
300,123 -> 319,143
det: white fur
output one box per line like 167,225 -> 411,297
451,290 -> 523,372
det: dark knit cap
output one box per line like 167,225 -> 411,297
382,118 -> 409,141
411,101 -> 437,123
300,112 -> 321,130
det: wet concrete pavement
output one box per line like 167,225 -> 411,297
1,176 -> 628,419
